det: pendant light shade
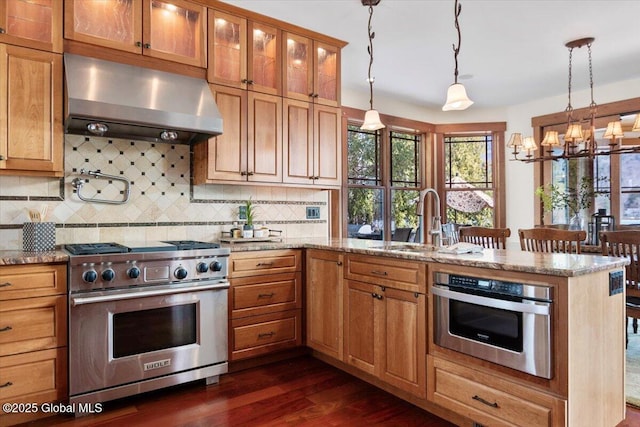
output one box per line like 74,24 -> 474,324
442,83 -> 474,111
540,130 -> 561,147
361,109 -> 385,131
603,120 -> 624,140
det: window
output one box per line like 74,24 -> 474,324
443,134 -> 497,227
345,122 -> 423,241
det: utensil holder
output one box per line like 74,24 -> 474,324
23,222 -> 56,252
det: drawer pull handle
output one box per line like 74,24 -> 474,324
371,270 -> 388,276
258,332 -> 275,338
0,282 -> 12,288
258,293 -> 274,298
0,382 -> 12,388
256,262 -> 274,267
0,326 -> 12,332
472,395 -> 499,408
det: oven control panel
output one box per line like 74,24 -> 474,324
434,272 -> 553,302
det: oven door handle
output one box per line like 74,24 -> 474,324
70,282 -> 229,306
432,285 -> 551,315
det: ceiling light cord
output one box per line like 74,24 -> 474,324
451,0 -> 462,84
366,4 -> 375,110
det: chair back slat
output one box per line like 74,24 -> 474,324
518,228 -> 586,254
458,227 -> 511,249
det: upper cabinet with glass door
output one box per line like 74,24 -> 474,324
64,0 -> 206,67
208,9 -> 281,95
0,0 -> 62,52
284,32 -> 340,107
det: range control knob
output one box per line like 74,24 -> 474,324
83,270 -> 98,283
174,267 -> 188,280
210,260 -> 223,272
128,267 -> 141,279
196,262 -> 209,273
102,268 -> 116,282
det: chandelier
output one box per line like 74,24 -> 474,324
360,0 -> 385,131
508,37 -> 638,163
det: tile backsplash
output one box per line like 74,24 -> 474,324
0,135 -> 328,250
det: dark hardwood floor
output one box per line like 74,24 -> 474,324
23,355 -> 640,426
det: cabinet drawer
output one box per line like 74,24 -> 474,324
0,347 -> 67,426
230,309 -> 301,360
0,264 -> 66,300
0,295 -> 67,357
229,250 -> 301,278
231,272 -> 301,318
345,254 -> 425,293
428,356 -> 565,427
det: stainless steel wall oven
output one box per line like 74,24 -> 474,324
432,272 -> 553,379
66,241 -> 230,412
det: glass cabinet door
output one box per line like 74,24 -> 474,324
314,41 -> 340,107
248,22 -> 280,95
65,0 -> 142,54
0,0 -> 62,52
146,0 -> 206,67
284,32 -> 312,102
208,9 -> 246,87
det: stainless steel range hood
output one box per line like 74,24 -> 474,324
64,54 -> 222,144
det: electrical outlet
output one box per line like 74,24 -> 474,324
238,205 -> 247,220
609,270 -> 624,296
306,206 -> 320,219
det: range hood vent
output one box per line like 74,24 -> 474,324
64,54 -> 222,144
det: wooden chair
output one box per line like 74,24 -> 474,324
518,228 -> 586,254
600,230 -> 640,346
458,226 -> 511,249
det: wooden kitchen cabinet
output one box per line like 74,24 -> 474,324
283,32 -> 340,107
306,249 -> 343,360
282,99 -> 341,188
0,263 -> 67,426
428,356 -> 566,427
208,9 -> 281,95
343,254 -> 427,399
228,250 -> 302,362
0,43 -> 63,177
192,84 -> 282,184
64,0 -> 206,67
0,0 -> 62,52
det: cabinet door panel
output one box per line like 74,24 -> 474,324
283,99 -> 313,184
380,288 -> 426,398
314,41 -> 339,106
248,21 -> 280,95
314,105 -> 341,186
344,280 -> 376,375
64,0 -> 142,54
1,0 -> 62,52
283,32 -> 312,102
306,250 -> 343,360
0,45 -> 63,174
208,9 -> 246,86
247,92 -> 281,182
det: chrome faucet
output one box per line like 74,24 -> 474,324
416,188 -> 442,246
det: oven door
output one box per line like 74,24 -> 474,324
69,281 -> 228,396
432,285 -> 552,379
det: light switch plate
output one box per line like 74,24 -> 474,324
238,206 -> 247,220
306,206 -> 320,219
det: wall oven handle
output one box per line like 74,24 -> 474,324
432,285 -> 551,315
70,282 -> 229,306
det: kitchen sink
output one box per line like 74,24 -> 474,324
385,244 -> 438,253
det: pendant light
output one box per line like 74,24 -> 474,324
442,0 -> 473,111
633,114 -> 640,132
360,0 -> 385,131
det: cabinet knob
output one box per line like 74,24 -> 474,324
0,382 -> 13,388
248,80 -> 254,84
308,176 -> 315,180
336,261 -> 343,266
240,171 -> 248,176
0,155 -> 5,160
135,41 -> 142,47
0,326 -> 13,332
247,171 -> 254,176
0,28 -> 5,34
313,94 -> 319,98
241,79 -> 249,84
144,43 -> 151,49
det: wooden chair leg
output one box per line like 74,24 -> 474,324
627,316 -> 630,349
634,317 -> 638,334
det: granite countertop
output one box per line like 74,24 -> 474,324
0,238 -> 627,277
221,237 -> 629,277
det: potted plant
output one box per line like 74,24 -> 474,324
535,176 -> 606,229
242,198 -> 255,238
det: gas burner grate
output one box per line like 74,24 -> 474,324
162,240 -> 220,250
65,243 -> 129,255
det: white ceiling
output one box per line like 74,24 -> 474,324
220,0 -> 640,110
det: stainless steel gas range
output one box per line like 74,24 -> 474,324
65,240 -> 230,413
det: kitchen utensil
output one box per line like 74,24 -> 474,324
40,204 -> 49,222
